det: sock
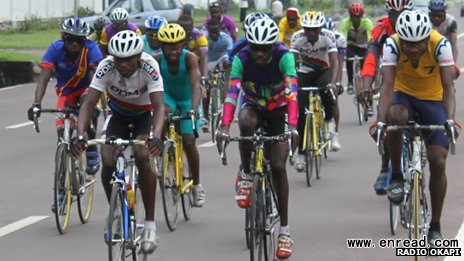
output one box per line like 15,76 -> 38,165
144,221 -> 156,231
391,172 -> 403,181
279,225 -> 290,235
430,222 -> 441,233
193,184 -> 203,191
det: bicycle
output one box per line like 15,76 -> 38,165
33,108 -> 96,234
300,86 -> 332,187
207,68 -> 225,143
218,130 -> 291,261
159,112 -> 197,231
87,136 -> 148,261
377,122 -> 457,260
346,55 -> 369,125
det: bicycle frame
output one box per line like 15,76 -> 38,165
301,87 -> 328,157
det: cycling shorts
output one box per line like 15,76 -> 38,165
105,111 -> 152,139
392,91 -> 448,149
55,87 -> 86,129
240,104 -> 287,137
164,93 -> 200,135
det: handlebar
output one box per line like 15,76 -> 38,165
87,138 -> 146,147
33,108 -> 79,133
166,112 -> 198,138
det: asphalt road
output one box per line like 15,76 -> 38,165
1,9 -> 464,261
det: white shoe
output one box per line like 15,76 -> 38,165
324,119 -> 336,140
193,185 -> 206,207
294,154 -> 305,173
331,133 -> 341,151
141,227 -> 158,254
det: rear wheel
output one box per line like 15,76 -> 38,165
53,143 -> 72,234
389,202 -> 400,235
132,169 -> 145,260
181,169 -> 193,221
160,142 -> 179,231
107,185 -> 125,261
77,156 -> 95,224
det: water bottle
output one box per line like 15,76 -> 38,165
127,183 -> 135,211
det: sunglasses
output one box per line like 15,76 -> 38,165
429,12 -> 445,18
250,44 -> 273,53
64,34 -> 86,44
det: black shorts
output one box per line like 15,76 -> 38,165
241,104 -> 287,136
106,111 -> 152,139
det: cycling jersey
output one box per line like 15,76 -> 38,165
432,13 -> 457,36
278,16 -> 302,47
186,28 -> 208,58
290,28 -> 338,73
340,16 -> 373,48
203,15 -> 238,42
362,16 -> 394,78
141,34 -> 162,56
381,30 -> 454,100
222,42 -> 298,127
228,37 -> 247,64
334,31 -> 347,54
88,32 -> 100,42
90,52 -> 164,116
41,39 -> 103,96
205,31 -> 233,63
99,23 -> 142,46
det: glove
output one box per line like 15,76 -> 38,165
147,136 -> 164,157
445,119 -> 461,140
27,103 -> 41,121
287,125 -> 299,153
369,121 -> 386,142
335,82 -> 344,95
70,135 -> 87,158
324,83 -> 336,105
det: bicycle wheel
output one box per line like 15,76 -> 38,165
389,202 -> 400,235
107,185 -> 125,261
249,175 -> 266,261
159,142 -> 179,231
315,127 -> 323,180
305,114 -> 314,187
181,169 -> 193,221
245,207 -> 252,249
410,171 -> 421,241
53,143 -> 72,234
131,170 -> 145,261
210,88 -> 219,143
263,182 -> 280,261
77,156 -> 95,224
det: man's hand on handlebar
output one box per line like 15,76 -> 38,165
71,135 -> 87,158
27,103 -> 41,121
147,136 -> 163,157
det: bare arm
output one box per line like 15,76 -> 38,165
377,66 -> 395,123
199,47 -> 209,77
186,52 -> 202,110
76,88 -> 102,136
328,51 -> 338,85
440,65 -> 456,120
336,53 -> 344,83
150,91 -> 165,139
448,32 -> 458,63
33,67 -> 53,104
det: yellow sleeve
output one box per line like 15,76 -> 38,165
99,28 -> 109,46
136,28 -> 142,36
88,33 -> 97,41
197,34 -> 208,48
278,17 -> 287,43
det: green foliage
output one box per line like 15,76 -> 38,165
20,15 -> 61,32
77,6 -> 96,17
0,28 -> 60,49
0,50 -> 41,63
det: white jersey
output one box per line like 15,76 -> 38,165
433,14 -> 457,36
91,52 -> 163,116
290,28 -> 338,73
334,30 -> 347,54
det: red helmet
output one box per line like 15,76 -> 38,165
349,3 -> 365,16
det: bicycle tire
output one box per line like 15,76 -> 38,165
131,169 -> 144,261
305,114 -> 314,187
181,169 -> 193,221
315,127 -> 323,180
263,179 -> 280,261
245,207 -> 252,249
53,143 -> 72,234
389,202 -> 400,235
210,88 -> 219,143
159,142 -> 179,231
249,175 -> 266,261
107,184 -> 125,261
77,156 -> 95,224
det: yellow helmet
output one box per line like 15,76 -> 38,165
158,23 -> 186,43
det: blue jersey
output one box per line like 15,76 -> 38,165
205,31 -> 233,62
41,39 -> 102,95
229,37 -> 248,64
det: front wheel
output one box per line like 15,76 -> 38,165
107,185 -> 125,261
159,142 -> 179,231
53,143 -> 72,234
249,175 -> 265,261
305,114 -> 314,187
389,202 -> 400,235
77,156 -> 95,224
181,169 -> 193,221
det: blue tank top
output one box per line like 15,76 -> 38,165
160,49 -> 191,101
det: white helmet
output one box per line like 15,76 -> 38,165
108,30 -> 144,58
301,11 -> 325,28
246,18 -> 279,45
395,10 -> 432,42
61,17 -> 90,36
110,7 -> 129,22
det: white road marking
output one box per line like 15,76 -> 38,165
458,32 -> 464,39
443,219 -> 464,260
6,121 -> 36,129
0,216 -> 48,238
198,141 -> 216,147
0,85 -> 22,92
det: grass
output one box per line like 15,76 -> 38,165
0,29 -> 60,50
0,50 -> 41,63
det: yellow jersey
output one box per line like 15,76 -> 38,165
278,16 -> 302,48
382,30 -> 454,100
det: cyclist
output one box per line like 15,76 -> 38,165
290,11 -> 339,172
28,17 -> 102,177
363,0 -> 414,195
155,24 -> 206,207
71,30 -> 165,253
428,0 -> 460,76
217,17 -> 298,259
278,7 -> 302,48
203,1 -> 238,42
374,10 -> 460,247
88,16 -> 109,44
340,2 -> 373,95
202,17 -> 233,132
142,15 -> 168,56
324,18 -> 347,96
99,7 -> 142,56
